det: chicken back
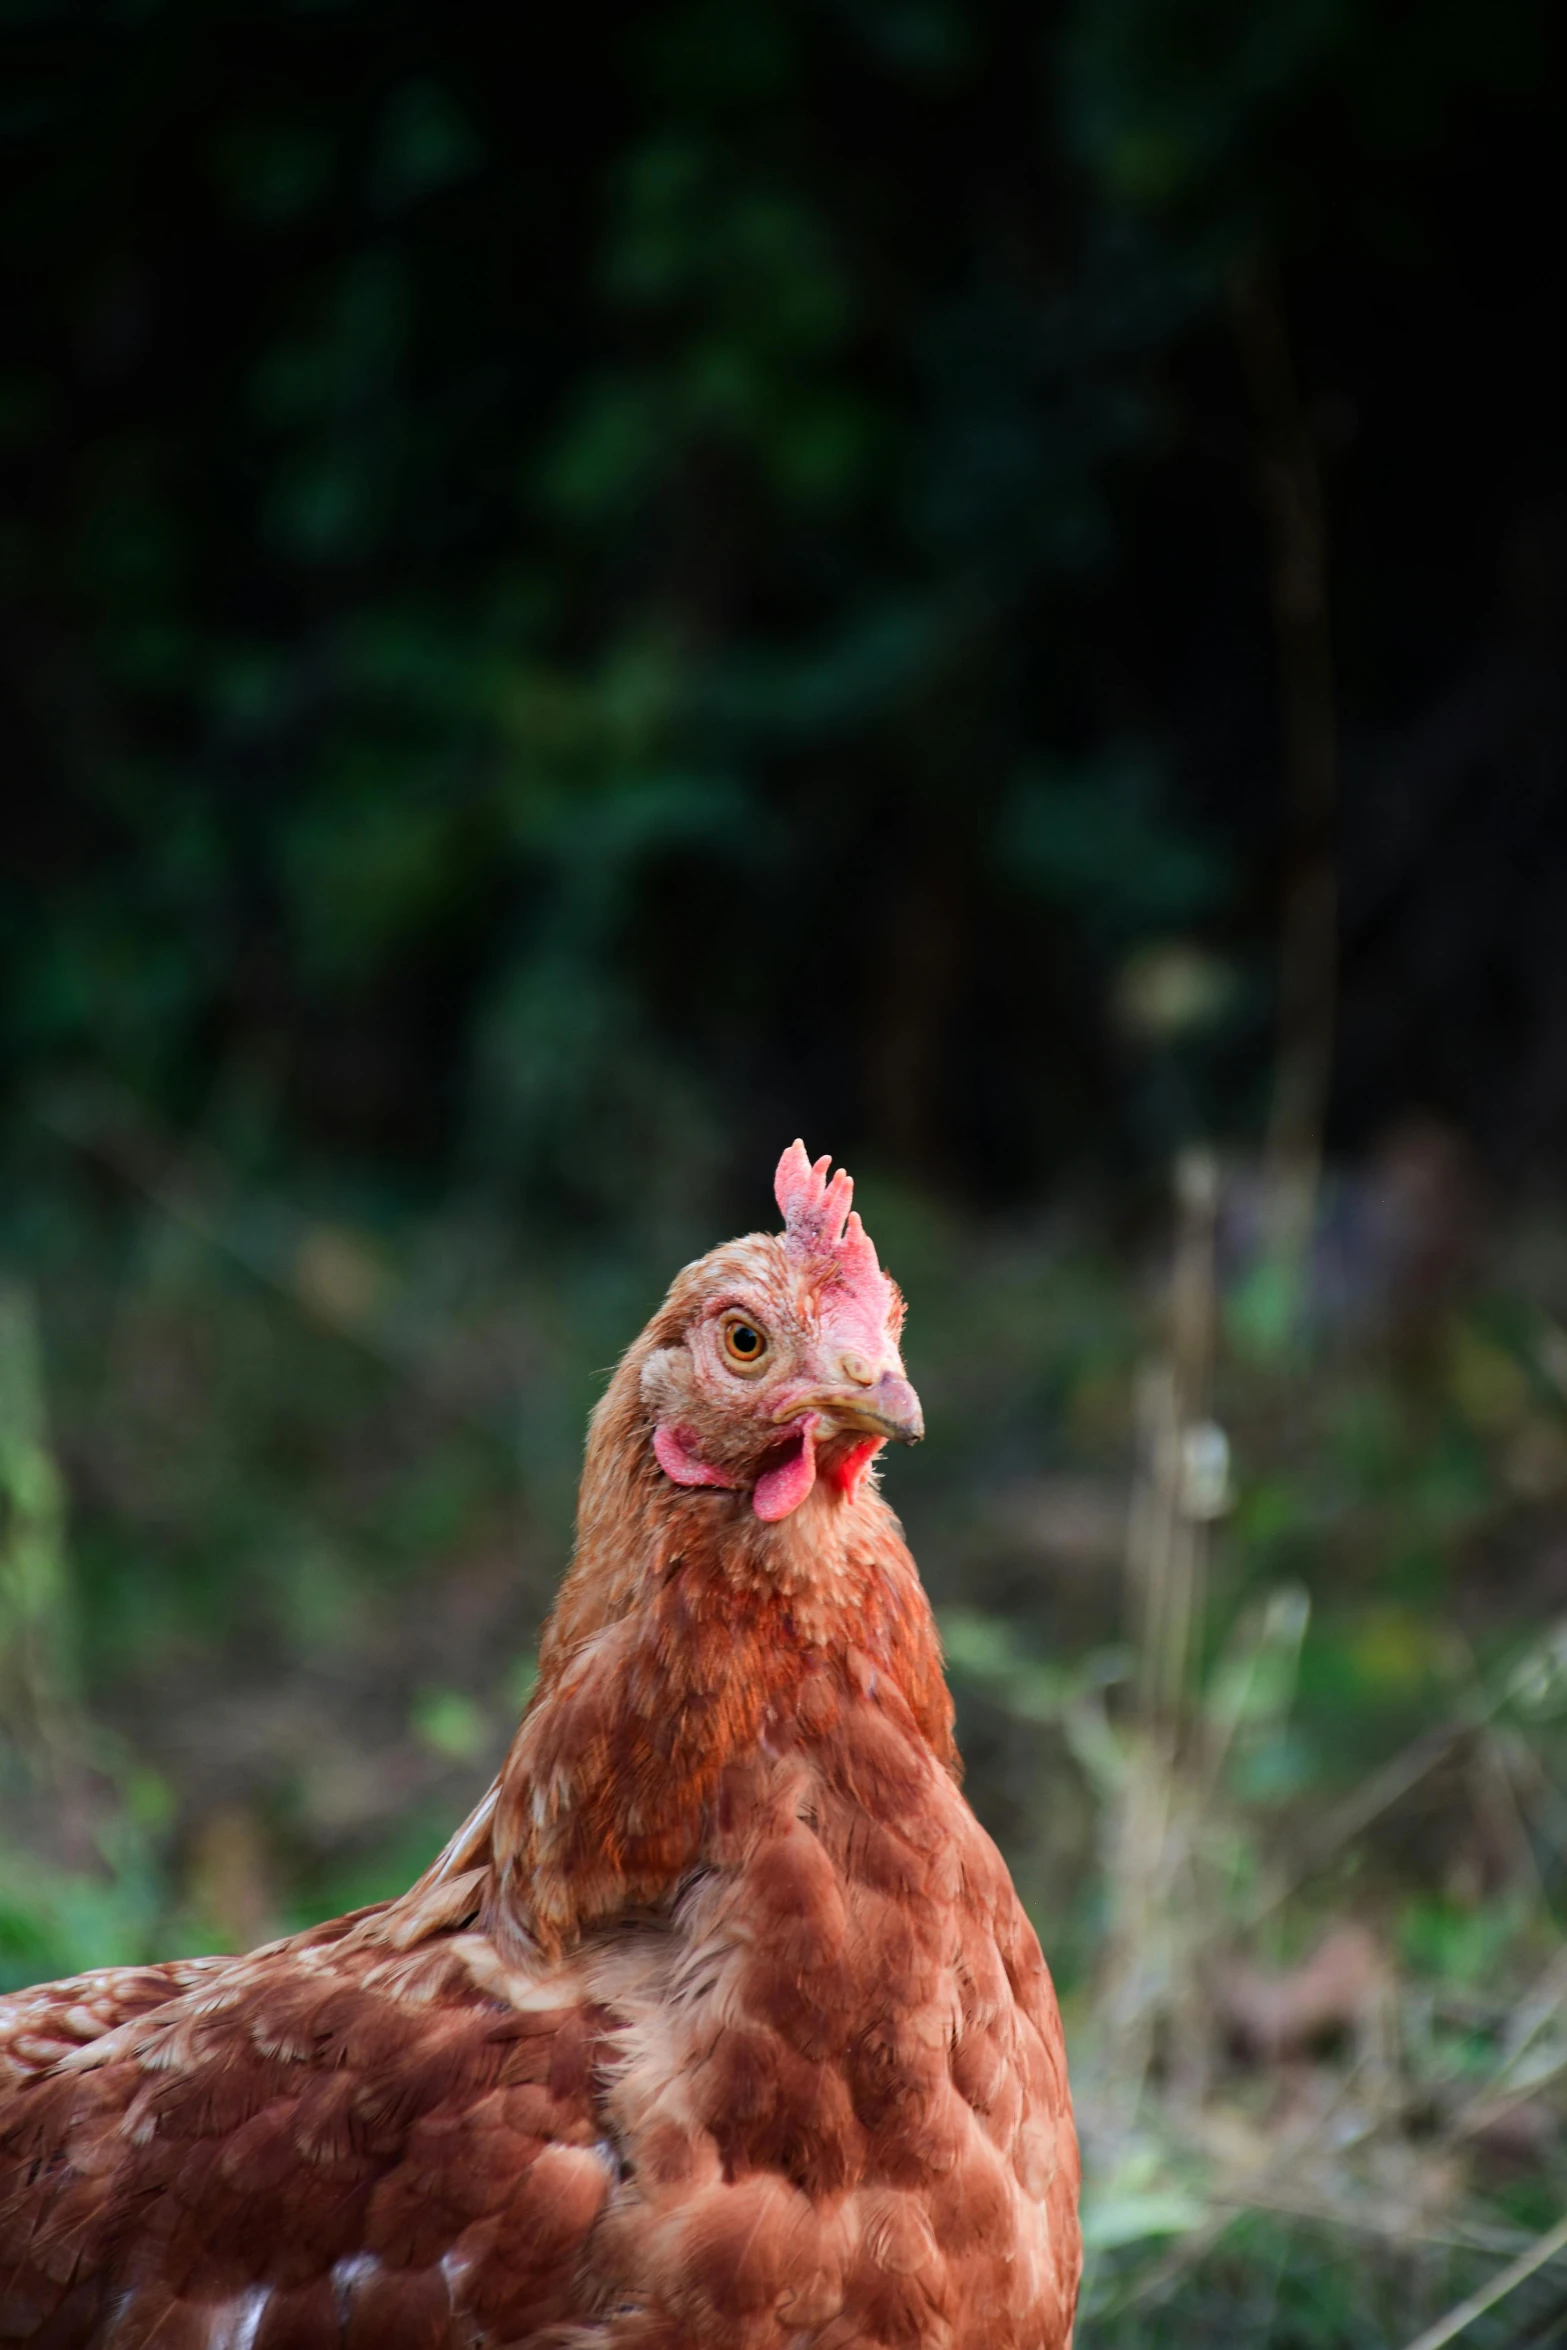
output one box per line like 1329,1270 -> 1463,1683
0,1145 -> 1080,2350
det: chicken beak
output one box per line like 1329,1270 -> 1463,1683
816,1369 -> 925,1446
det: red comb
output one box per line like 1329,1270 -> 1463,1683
773,1141 -> 888,1308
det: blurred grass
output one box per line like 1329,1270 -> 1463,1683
4,1120 -> 1567,2343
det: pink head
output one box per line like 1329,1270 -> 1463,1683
640,1142 -> 922,1522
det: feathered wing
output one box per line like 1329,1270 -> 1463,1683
1,1961 -> 236,2095
0,1911 -> 614,2350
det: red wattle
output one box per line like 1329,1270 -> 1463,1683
828,1436 -> 883,1500
752,1418 -> 819,1522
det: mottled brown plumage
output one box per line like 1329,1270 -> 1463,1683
0,1146 -> 1080,2348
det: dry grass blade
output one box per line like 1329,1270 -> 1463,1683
1396,2212 -> 1567,2350
1243,1638 -> 1558,1931
1078,1148 -> 1567,2343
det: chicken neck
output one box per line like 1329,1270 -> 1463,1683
481,1346 -> 955,1962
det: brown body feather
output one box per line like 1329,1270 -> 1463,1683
1,1166 -> 1080,2348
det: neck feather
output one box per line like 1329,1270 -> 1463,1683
483,1344 -> 954,1959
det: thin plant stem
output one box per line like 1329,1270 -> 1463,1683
1396,2212 -> 1567,2350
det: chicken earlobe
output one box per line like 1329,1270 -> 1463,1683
651,1419 -> 740,1492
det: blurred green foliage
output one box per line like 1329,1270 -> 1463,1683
4,0 -> 1563,1212
6,1154 -> 1567,2340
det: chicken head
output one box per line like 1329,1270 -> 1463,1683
642,1141 -> 924,1520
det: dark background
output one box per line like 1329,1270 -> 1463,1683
3,0 -> 1565,1213
4,5 -> 1567,2342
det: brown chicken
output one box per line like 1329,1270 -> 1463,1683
0,1145 -> 1080,2349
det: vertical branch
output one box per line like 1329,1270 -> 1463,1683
1231,253 -> 1339,1316
0,1284 -> 79,1761
0,1282 -> 98,1866
868,845 -> 968,1181
1165,1147 -> 1221,1727
1128,1147 -> 1221,1734
1103,1149 -> 1225,2120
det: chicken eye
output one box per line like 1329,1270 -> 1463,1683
722,1318 -> 768,1367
